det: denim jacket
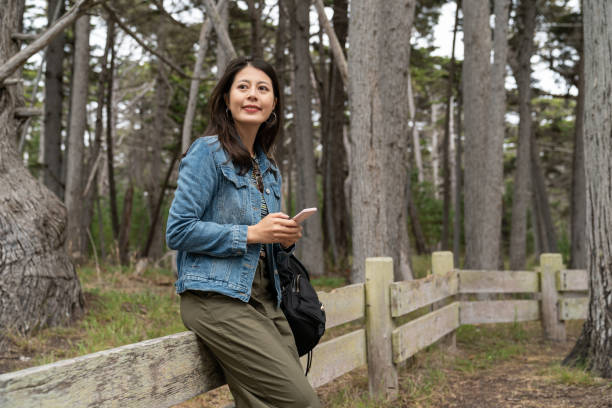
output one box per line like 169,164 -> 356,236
166,136 -> 288,305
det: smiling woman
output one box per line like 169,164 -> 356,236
166,56 -> 320,408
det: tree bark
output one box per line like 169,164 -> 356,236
462,0 -> 504,269
408,74 -> 424,184
106,21 -> 119,242
321,0 -> 349,267
348,0 -> 416,283
509,0 -> 535,270
182,0 -> 227,153
290,0 -> 325,275
430,101 -> 441,200
64,13 -> 90,262
441,1 -> 460,250
570,45 -> 586,269
41,0 -> 65,199
203,0 -> 237,61
246,0 -> 263,58
215,0 -> 230,77
0,0 -> 83,335
453,86 -> 463,266
563,0 -> 612,378
531,135 -> 558,253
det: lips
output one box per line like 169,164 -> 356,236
242,105 -> 261,112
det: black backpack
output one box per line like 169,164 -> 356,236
275,251 -> 326,374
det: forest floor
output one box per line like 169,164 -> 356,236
1,262 -> 611,407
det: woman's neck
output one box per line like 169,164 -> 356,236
234,122 -> 259,156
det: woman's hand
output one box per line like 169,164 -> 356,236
247,212 -> 302,247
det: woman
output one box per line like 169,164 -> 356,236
166,56 -> 321,408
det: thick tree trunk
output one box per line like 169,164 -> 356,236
64,14 -> 90,261
322,0 -> 349,267
41,0 -> 65,199
0,0 -> 83,335
462,0 -> 503,269
348,0 -> 416,282
509,0 -> 535,270
290,0 -> 325,275
570,47 -> 586,269
563,0 -> 612,377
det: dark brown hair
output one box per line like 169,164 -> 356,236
205,56 -> 281,174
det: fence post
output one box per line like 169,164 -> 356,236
540,253 -> 566,341
432,251 -> 457,351
364,257 -> 398,401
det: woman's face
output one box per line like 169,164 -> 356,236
226,65 -> 276,128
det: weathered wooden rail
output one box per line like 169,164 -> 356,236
0,252 -> 588,406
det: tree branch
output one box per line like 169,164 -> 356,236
0,0 -> 98,85
312,0 -> 348,88
103,4 -> 205,81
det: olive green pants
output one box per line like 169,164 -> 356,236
180,259 -> 321,408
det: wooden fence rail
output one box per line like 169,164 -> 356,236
0,252 -> 589,406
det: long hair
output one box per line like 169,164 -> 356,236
205,56 -> 282,174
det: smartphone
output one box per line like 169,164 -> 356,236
292,208 -> 317,224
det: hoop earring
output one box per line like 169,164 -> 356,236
266,111 -> 277,124
225,107 -> 232,121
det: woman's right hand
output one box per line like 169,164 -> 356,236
247,212 -> 302,245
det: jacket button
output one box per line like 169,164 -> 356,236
265,188 -> 270,194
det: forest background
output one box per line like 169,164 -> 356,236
12,0 -> 585,273
3,0 -> 607,379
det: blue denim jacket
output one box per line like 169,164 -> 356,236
166,136 -> 287,305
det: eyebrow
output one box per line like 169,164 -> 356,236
237,79 -> 271,86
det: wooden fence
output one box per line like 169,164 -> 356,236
0,252 -> 588,407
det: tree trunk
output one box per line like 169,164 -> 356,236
508,0 -> 535,270
146,46 -> 171,261
290,0 -> 325,275
408,74 -> 424,184
531,134 -> 558,253
64,13 -> 90,262
41,0 -> 65,199
106,20 -> 119,242
216,0 -> 230,77
348,0 -> 416,283
182,0 -> 227,153
430,101 -> 440,200
246,0 -> 262,58
441,2 -> 460,250
118,182 -> 133,266
563,0 -> 612,378
462,0 -> 503,269
453,86 -> 463,266
274,0 -> 288,199
0,0 -> 83,335
322,0 -> 349,267
570,45 -> 586,269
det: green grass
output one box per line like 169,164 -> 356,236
5,263 -> 185,370
453,323 -> 528,373
311,276 -> 347,291
539,364 -> 612,387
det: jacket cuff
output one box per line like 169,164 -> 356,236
232,225 -> 248,255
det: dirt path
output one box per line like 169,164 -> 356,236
314,321 -> 612,408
